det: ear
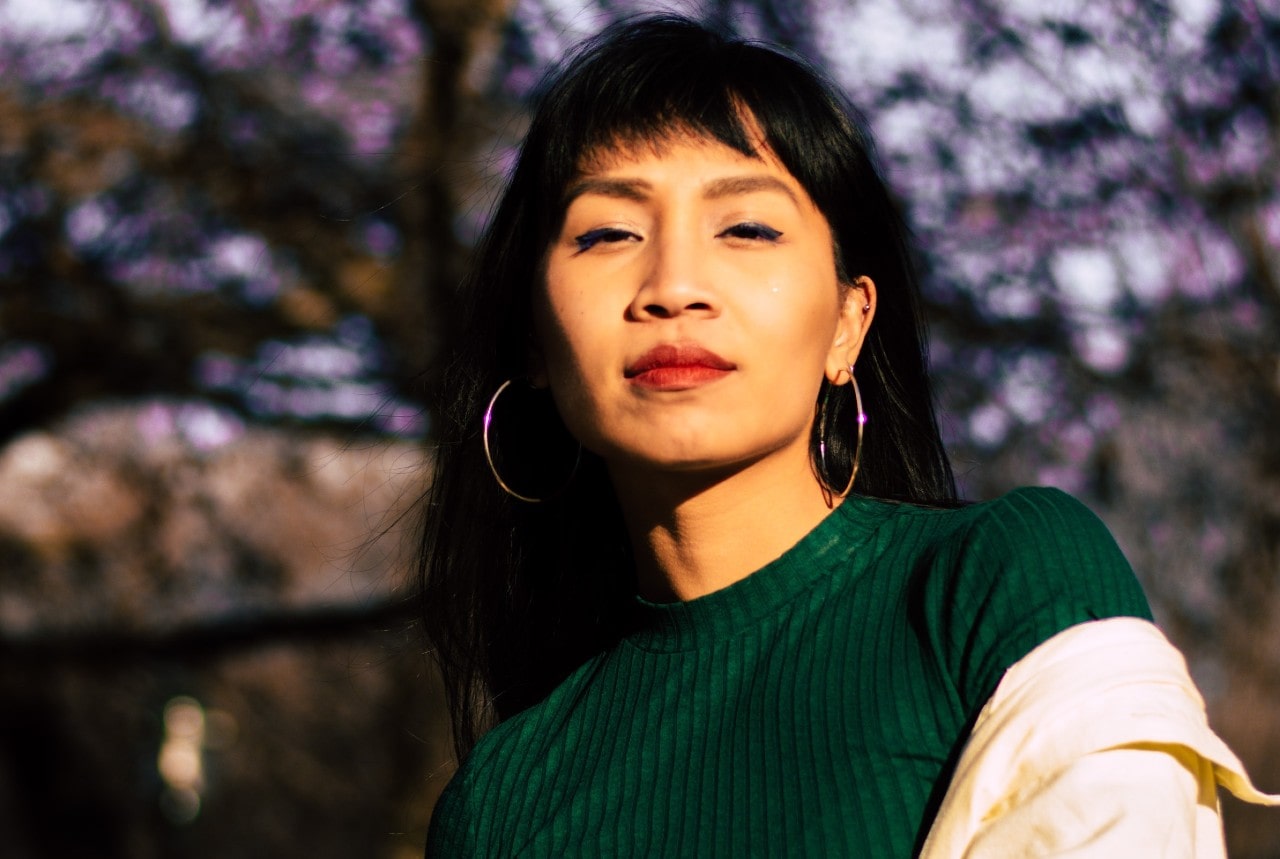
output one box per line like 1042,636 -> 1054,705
824,276 -> 876,385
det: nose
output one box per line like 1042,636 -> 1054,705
628,230 -> 718,321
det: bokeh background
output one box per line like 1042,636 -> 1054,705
1,0 -> 1277,856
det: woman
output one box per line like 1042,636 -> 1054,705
419,15 -> 1275,856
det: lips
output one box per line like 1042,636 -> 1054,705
625,344 -> 736,390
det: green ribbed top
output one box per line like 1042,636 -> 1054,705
427,487 -> 1151,857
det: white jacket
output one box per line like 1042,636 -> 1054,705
921,618 -> 1279,857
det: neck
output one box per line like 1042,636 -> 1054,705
610,449 -> 839,602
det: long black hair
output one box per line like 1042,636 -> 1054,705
418,15 -> 957,759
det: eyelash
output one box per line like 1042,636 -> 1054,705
573,228 -> 635,253
572,222 -> 783,253
719,222 -> 783,242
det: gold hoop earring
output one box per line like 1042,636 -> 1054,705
482,379 -> 581,503
816,365 -> 866,499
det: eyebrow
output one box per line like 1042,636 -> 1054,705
563,178 -> 653,207
562,174 -> 800,208
702,175 -> 799,205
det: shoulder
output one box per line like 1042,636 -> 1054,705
851,486 -> 1147,595
425,706 -> 543,856
426,763 -> 476,856
869,485 -> 1122,549
966,485 -> 1130,557
426,653 -> 607,856
886,487 -> 1152,710
885,486 -> 1148,600
959,487 -> 1150,608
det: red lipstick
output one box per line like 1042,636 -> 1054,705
625,344 -> 736,390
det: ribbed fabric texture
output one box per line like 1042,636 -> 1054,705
427,487 -> 1152,857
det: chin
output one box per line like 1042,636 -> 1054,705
578,412 -> 811,477
605,439 -> 797,482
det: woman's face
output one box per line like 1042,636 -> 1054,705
534,131 -> 873,482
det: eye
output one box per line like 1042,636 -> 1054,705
573,227 -> 638,253
718,222 -> 783,242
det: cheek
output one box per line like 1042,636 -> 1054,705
761,270 -> 842,354
537,291 -> 594,376
532,291 -> 614,437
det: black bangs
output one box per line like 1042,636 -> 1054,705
519,17 -> 761,219
512,14 -> 879,281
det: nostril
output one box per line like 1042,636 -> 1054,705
641,300 -> 712,317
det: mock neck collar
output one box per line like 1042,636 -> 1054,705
626,494 -> 896,653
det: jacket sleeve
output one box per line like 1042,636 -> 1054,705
920,617 -> 1279,858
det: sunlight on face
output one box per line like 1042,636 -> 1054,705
535,130 -> 869,484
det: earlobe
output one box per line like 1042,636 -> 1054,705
825,365 -> 852,386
